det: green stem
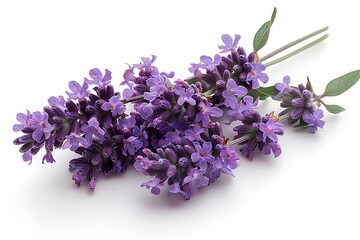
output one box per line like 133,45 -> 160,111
277,112 -> 291,123
263,34 -> 329,67
259,26 -> 329,62
203,87 -> 215,97
226,132 -> 256,146
122,95 -> 144,104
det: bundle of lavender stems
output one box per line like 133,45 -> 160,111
13,9 -> 359,199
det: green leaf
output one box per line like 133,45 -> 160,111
306,76 -> 314,93
253,7 -> 277,52
293,119 -> 309,128
248,86 -> 279,100
322,69 -> 360,97
256,86 -> 279,97
185,77 -> 202,85
321,102 -> 346,114
248,89 -> 270,100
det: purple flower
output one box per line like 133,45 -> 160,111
188,63 -> 203,74
242,96 -> 259,110
303,109 -> 325,133
143,74 -> 169,101
138,102 -> 153,120
168,182 -> 190,200
123,136 -> 143,156
158,130 -> 182,147
195,102 -> 223,126
48,96 -> 66,109
199,54 -> 222,71
66,81 -> 89,100
62,133 -> 90,151
101,95 -> 126,117
246,63 -> 269,89
121,66 -> 136,86
222,78 -> 248,109
226,105 -> 244,125
141,178 -> 163,195
174,84 -> 196,106
42,151 -> 55,164
220,147 -> 239,169
183,169 -> 209,193
184,124 -> 204,141
13,110 -> 31,132
84,68 -> 112,89
80,117 -> 105,145
218,34 -> 241,53
117,116 -> 136,133
274,76 -> 292,99
191,142 -> 215,170
28,111 -> 53,143
22,151 -> 33,163
263,143 -> 282,158
133,55 -> 157,72
259,117 -> 284,142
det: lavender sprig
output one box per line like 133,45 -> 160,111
12,8 -> 359,200
134,123 -> 238,199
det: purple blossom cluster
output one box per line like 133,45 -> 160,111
14,68 -> 148,190
275,76 -> 325,133
187,34 -> 269,109
227,96 -> 284,159
13,30 -> 336,200
134,123 -> 238,199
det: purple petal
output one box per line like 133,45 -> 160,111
207,107 -> 223,117
89,68 -> 103,82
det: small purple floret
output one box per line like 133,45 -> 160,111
246,63 -> 269,89
219,34 -> 241,53
85,68 -> 112,89
222,78 -> 248,109
101,95 -> 126,117
303,109 -> 325,133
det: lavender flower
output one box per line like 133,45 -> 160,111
101,95 -> 126,117
85,68 -> 112,89
62,133 -> 90,151
233,111 -> 284,159
28,111 -> 53,143
133,55 -> 157,71
135,123 -> 239,199
274,75 -> 292,99
81,118 -> 105,145
220,147 -> 239,169
277,79 -> 322,130
303,109 -> 325,133
219,34 -> 241,53
226,95 -> 259,125
13,110 -> 31,132
173,83 -> 196,106
195,101 -> 223,126
183,169 -> 209,193
48,96 -> 66,109
199,54 -> 222,71
66,81 -> 89,101
246,63 -> 269,89
222,78 -> 248,109
191,142 -> 215,170
259,117 -> 284,142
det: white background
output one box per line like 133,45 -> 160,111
1,1 -> 359,239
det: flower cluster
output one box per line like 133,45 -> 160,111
134,123 -> 238,199
13,17 -> 356,200
187,34 -> 268,109
14,69 -> 148,190
227,96 -> 284,159
275,76 -> 325,133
